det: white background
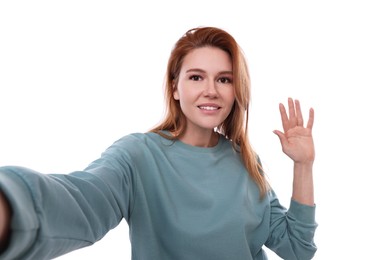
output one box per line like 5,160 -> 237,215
1,1 -> 371,259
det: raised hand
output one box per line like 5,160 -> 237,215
273,98 -> 315,165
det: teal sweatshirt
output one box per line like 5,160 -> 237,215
0,132 -> 317,260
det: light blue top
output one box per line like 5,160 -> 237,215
0,132 -> 317,260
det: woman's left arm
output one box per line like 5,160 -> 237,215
273,97 -> 315,206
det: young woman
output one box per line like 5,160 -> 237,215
0,27 -> 317,259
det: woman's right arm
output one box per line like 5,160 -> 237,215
0,135 -> 138,259
0,190 -> 11,252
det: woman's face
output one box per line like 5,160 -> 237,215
173,47 -> 235,134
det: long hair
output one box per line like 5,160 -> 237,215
150,27 -> 269,197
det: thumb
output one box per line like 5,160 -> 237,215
273,130 -> 287,147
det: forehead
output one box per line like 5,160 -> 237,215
181,47 -> 232,72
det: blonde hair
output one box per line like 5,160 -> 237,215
150,27 -> 269,197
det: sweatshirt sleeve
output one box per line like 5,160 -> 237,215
264,190 -> 318,260
0,137 -> 136,260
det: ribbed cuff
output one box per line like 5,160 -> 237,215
0,168 -> 39,259
288,199 -> 316,224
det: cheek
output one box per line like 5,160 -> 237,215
225,89 -> 236,106
175,84 -> 194,103
224,91 -> 236,115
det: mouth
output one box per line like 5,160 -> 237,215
197,105 -> 221,111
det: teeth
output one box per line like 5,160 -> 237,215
199,106 -> 218,110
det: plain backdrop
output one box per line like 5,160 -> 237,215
1,1 -> 371,259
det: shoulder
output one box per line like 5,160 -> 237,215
114,132 -> 167,148
107,132 -> 170,157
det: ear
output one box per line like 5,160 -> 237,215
172,81 -> 180,100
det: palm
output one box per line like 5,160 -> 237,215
274,98 -> 315,164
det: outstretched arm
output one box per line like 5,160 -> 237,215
273,98 -> 315,206
0,191 -> 11,252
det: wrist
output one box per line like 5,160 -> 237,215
294,161 -> 314,170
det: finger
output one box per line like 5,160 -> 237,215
306,107 -> 315,130
279,103 -> 289,131
288,97 -> 297,128
295,99 -> 304,127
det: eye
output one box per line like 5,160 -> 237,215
217,77 -> 232,84
189,75 -> 202,81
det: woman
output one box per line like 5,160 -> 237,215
0,27 -> 317,259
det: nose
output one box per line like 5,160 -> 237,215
203,80 -> 218,98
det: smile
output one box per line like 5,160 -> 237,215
198,106 -> 220,111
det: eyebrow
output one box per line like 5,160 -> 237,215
185,68 -> 233,75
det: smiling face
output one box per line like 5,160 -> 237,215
173,47 -> 235,137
